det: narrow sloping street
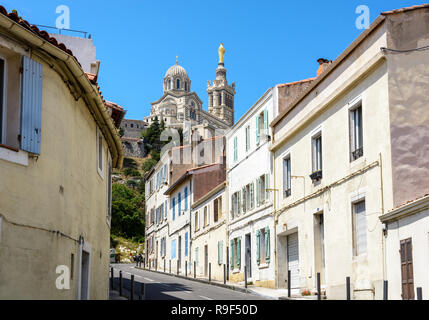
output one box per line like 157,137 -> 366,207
110,264 -> 270,300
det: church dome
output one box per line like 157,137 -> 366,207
165,63 -> 189,79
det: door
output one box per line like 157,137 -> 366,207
314,214 -> 325,284
204,245 -> 208,276
287,233 -> 300,289
80,251 -> 90,300
245,234 -> 252,278
400,238 -> 414,300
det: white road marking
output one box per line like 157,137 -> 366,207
144,277 -> 155,282
199,295 -> 213,300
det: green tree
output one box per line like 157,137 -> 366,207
142,158 -> 157,173
111,184 -> 145,239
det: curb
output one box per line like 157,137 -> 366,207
135,266 -> 250,294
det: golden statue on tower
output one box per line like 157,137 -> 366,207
218,43 -> 225,64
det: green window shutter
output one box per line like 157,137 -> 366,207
256,178 -> 260,207
250,182 -> 254,209
264,109 -> 268,134
242,187 -> 246,214
237,191 -> 241,216
230,240 -> 234,270
236,237 -> 241,268
256,116 -> 260,145
265,227 -> 271,263
265,174 -> 270,201
230,195 -> 234,218
256,230 -> 261,265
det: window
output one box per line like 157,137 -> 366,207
350,104 -> 363,161
230,191 -> 241,219
131,124 -> 134,128
352,200 -> 367,256
256,227 -> 271,266
177,79 -> 180,89
194,210 -> 200,232
185,81 -> 188,91
311,133 -> 322,181
283,156 -> 291,197
164,200 -> 168,220
256,109 -> 268,145
178,192 -> 182,215
169,80 -> 171,89
214,196 -> 222,222
245,125 -> 250,152
195,247 -> 199,266
233,136 -> 238,162
161,237 -> 166,257
256,174 -> 269,206
97,129 -> 104,178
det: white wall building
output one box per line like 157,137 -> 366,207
226,88 -> 277,288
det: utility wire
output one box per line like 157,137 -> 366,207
381,45 -> 429,53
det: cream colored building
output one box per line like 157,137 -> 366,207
0,9 -> 123,300
191,182 -> 228,281
270,5 -> 429,300
380,195 -> 429,300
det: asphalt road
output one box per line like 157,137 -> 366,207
110,263 -> 270,300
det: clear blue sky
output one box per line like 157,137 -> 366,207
2,0 -> 423,121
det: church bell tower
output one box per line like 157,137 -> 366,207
207,43 -> 235,127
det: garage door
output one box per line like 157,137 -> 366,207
287,233 -> 300,289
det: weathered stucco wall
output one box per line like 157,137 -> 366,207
0,46 -> 111,299
385,9 -> 429,208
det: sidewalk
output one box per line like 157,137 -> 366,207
136,266 -> 321,300
109,289 -> 128,300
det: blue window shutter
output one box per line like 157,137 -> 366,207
172,198 -> 176,220
184,187 -> 188,211
21,56 -> 43,155
178,192 -> 181,215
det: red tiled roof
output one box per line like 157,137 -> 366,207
388,194 -> 429,213
277,78 -> 316,88
0,6 -> 80,66
85,72 -> 98,84
382,3 -> 429,15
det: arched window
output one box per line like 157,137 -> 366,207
177,79 -> 180,89
169,80 -> 171,89
185,81 -> 187,91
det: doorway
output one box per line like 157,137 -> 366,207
245,233 -> 252,279
314,213 -> 325,285
400,238 -> 414,300
287,232 -> 300,289
78,241 -> 91,300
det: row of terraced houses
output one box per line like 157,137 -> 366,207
144,5 -> 429,300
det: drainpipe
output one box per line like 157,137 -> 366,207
272,150 -> 278,289
379,153 -> 386,282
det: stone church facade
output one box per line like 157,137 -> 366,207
144,44 -> 236,137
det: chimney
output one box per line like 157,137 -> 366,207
317,58 -> 331,77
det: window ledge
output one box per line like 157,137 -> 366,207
0,146 -> 28,166
232,268 -> 241,274
258,263 -> 270,269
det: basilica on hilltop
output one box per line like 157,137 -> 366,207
143,44 -> 236,138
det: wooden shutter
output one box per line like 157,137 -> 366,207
265,227 -> 271,263
256,116 -> 260,145
256,230 -> 261,265
237,190 -> 241,216
265,174 -> 270,201
218,241 -> 223,265
400,238 -> 415,300
237,237 -> 241,268
250,183 -> 254,209
214,198 -> 218,222
21,56 -> 43,155
256,178 -> 260,206
354,201 -> 367,255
